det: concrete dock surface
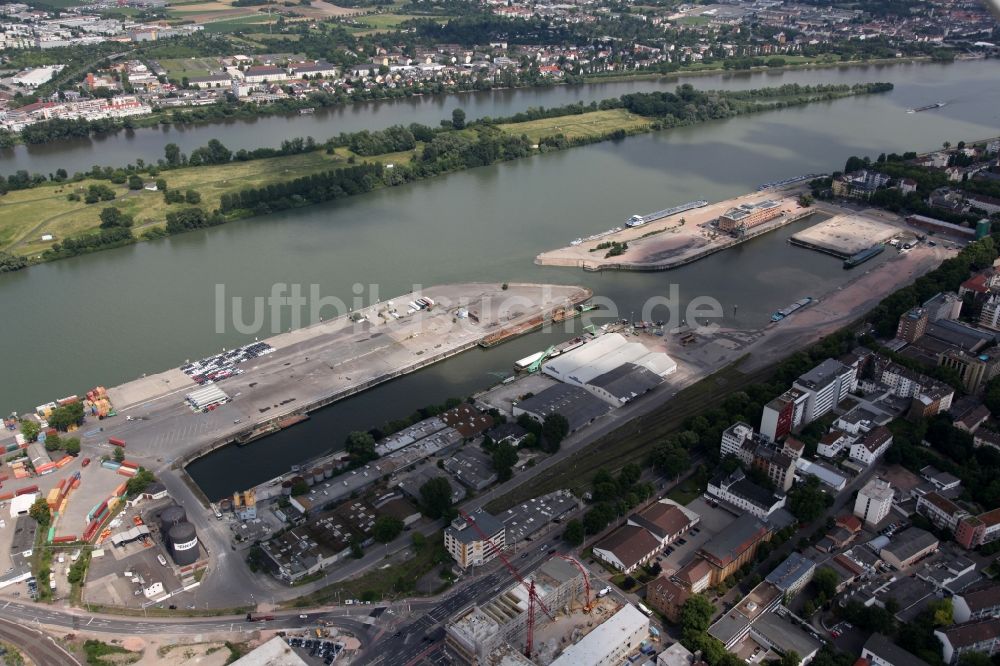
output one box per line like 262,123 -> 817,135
101,282 -> 591,465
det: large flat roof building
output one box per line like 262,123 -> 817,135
513,383 -> 611,433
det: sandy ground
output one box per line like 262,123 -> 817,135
132,639 -> 232,666
536,189 -> 808,270
741,243 -> 952,371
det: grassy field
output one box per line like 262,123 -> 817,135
1,107 -> 655,259
203,14 -> 275,33
498,108 -> 651,142
0,147 -> 415,257
349,13 -> 449,34
157,57 -> 222,79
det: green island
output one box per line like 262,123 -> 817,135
0,81 -> 892,270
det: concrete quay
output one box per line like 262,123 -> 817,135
94,282 -> 591,471
536,185 -> 813,272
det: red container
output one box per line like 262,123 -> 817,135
108,438 -> 126,448
52,535 -> 76,544
15,485 -> 38,496
119,460 -> 139,469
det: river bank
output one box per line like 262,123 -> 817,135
0,82 -> 890,265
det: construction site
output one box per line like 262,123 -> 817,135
445,509 -> 654,666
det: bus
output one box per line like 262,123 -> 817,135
637,602 -> 654,617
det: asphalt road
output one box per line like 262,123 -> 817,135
0,617 -> 81,666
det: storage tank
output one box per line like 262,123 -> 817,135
304,473 -> 315,487
218,498 -> 232,513
159,505 -> 187,533
312,468 -> 324,484
323,465 -> 333,479
281,481 -> 292,496
167,521 -> 199,566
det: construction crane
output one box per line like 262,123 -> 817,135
458,510 -> 553,657
555,555 -> 592,612
526,345 -> 556,373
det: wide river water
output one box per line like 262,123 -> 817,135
1,60 -> 997,498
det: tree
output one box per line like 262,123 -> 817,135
651,440 -> 690,478
812,566 -> 839,600
47,402 -> 84,431
419,476 -> 453,519
19,420 -> 40,443
788,477 -> 830,522
452,108 -> 466,130
291,479 -> 308,496
164,143 -> 181,167
780,651 -> 801,666
345,431 -> 377,463
63,437 -> 81,455
563,519 -> 585,546
373,515 -> 404,543
185,189 -> 201,204
680,594 -> 715,634
125,468 -> 154,495
127,174 -> 143,190
44,433 -> 61,451
29,497 -> 50,526
99,207 -> 133,229
541,413 -> 569,452
491,441 -> 518,482
958,653 -> 993,666
113,446 -> 125,463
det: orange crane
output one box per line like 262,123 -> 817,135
458,510 -> 553,657
555,554 -> 592,612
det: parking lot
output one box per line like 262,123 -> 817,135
658,496 -> 737,577
286,637 -> 345,664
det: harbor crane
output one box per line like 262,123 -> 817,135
457,510 -> 553,657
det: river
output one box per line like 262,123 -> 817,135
1,60 -> 997,498
1,60 -> 995,177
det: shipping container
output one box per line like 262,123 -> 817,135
101,461 -> 121,470
52,535 -> 76,544
108,438 -> 126,448
0,493 -> 13,501
56,456 -> 74,468
119,460 -> 139,470
15,485 -> 38,496
117,468 -> 135,477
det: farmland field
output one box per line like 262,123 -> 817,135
498,108 -> 651,142
157,57 -> 223,79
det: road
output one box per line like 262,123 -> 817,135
0,617 -> 81,666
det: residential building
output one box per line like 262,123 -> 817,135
954,583 -> 1000,623
935,617 -> 1000,664
939,349 -> 1000,394
444,510 -> 505,569
855,478 -> 894,526
979,294 -> 1000,331
861,633 -> 932,666
924,292 -> 963,322
760,388 -> 808,441
849,426 -> 893,466
956,508 -> 1000,550
646,575 -> 691,623
751,444 -> 797,493
917,492 -> 967,532
721,422 -> 756,461
242,65 -> 288,83
793,359 -> 856,423
592,525 -> 661,574
707,469 -> 786,519
898,307 -> 929,343
818,429 -> 852,458
765,552 -> 816,597
880,527 -> 939,570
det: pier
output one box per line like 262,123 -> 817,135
93,283 -> 591,470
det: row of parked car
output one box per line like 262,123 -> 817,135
286,637 -> 343,664
180,342 -> 274,385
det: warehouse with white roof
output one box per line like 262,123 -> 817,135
541,333 -> 676,406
